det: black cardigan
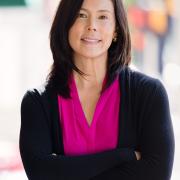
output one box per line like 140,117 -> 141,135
19,67 -> 174,180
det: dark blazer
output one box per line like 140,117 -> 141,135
19,67 -> 174,180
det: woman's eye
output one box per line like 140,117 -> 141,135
99,15 -> 108,20
78,13 -> 87,18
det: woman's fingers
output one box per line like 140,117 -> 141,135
135,151 -> 141,160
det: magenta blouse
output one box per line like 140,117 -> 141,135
58,74 -> 120,156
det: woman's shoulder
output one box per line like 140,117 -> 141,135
22,82 -> 54,99
21,83 -> 46,101
21,82 -> 53,109
120,66 -> 167,96
124,66 -> 163,86
20,83 -> 55,122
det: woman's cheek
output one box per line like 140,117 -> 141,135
100,21 -> 115,32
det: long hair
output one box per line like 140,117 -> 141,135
46,0 -> 131,98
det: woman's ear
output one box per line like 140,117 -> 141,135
113,31 -> 118,42
113,31 -> 117,38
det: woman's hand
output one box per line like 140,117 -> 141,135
135,151 -> 141,160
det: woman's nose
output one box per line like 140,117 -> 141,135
87,26 -> 97,31
87,18 -> 97,32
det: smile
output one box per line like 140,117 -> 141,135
81,38 -> 101,44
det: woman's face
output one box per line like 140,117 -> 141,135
68,0 -> 116,60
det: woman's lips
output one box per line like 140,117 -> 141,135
81,37 -> 101,44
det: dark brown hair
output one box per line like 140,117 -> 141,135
46,0 -> 131,98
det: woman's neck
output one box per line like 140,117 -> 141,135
73,55 -> 107,90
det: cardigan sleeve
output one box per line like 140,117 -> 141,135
91,80 -> 175,180
19,91 -> 136,180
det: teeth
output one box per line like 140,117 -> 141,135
82,38 -> 99,42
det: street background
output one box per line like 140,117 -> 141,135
0,0 -> 179,179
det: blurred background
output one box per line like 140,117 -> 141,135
0,0 -> 179,179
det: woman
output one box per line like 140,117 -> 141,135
19,0 -> 174,179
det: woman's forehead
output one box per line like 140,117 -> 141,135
80,0 -> 114,12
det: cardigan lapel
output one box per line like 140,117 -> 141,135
118,67 -> 137,148
45,87 -> 65,155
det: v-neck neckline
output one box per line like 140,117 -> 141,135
70,73 -> 107,129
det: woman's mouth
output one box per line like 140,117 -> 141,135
81,37 -> 101,44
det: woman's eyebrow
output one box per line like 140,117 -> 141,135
80,8 -> 112,14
